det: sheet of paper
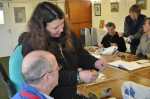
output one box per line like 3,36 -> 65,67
108,60 -> 150,71
136,59 -> 150,64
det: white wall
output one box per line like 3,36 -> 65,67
2,0 -> 150,57
92,0 -> 150,32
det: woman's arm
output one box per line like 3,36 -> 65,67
101,35 -> 111,48
59,70 -> 77,86
72,33 -> 98,69
124,17 -> 131,37
117,37 -> 127,52
78,49 -> 98,69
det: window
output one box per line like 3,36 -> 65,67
0,2 -> 4,24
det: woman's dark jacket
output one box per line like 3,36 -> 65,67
124,14 -> 146,54
21,33 -> 97,99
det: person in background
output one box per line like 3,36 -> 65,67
124,4 -> 146,54
12,50 -> 59,99
136,17 -> 150,59
101,22 -> 126,52
9,2 -> 106,99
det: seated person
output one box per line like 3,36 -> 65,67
12,50 -> 59,99
101,22 -> 126,52
136,17 -> 150,59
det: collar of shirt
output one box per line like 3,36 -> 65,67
21,84 -> 52,99
40,92 -> 54,99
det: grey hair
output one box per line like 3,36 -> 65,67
23,56 -> 52,84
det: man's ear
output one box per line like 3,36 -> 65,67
43,73 -> 50,81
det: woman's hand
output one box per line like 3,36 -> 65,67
79,70 -> 98,83
94,59 -> 107,71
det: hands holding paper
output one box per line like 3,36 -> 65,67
79,70 -> 98,83
78,59 -> 107,83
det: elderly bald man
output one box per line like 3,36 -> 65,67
12,50 -> 59,99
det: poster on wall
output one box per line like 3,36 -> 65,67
99,20 -> 105,29
136,0 -> 147,9
110,2 -> 119,12
94,3 -> 101,16
14,7 -> 26,23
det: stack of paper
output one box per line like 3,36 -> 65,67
100,46 -> 118,55
108,60 -> 150,71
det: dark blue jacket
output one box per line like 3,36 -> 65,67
124,14 -> 146,54
124,14 -> 146,37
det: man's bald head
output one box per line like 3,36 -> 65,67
22,50 -> 58,84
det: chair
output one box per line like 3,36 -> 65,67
0,63 -> 16,98
9,45 -> 24,91
80,28 -> 92,46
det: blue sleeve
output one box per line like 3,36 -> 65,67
9,45 -> 25,91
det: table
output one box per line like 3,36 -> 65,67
78,66 -> 150,99
78,47 -> 150,98
132,67 -> 150,80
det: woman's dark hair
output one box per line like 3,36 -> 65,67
106,22 -> 116,28
27,2 -> 73,51
129,4 -> 141,15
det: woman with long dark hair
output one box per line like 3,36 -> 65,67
9,2 -> 106,99
124,4 -> 146,54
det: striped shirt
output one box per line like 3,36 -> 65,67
136,33 -> 150,58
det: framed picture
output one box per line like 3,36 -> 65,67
94,3 -> 101,16
99,20 -> 105,29
136,0 -> 147,9
111,2 -> 119,12
14,7 -> 26,23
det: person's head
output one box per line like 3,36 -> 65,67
22,50 -> 59,94
129,4 -> 141,20
143,17 -> 150,33
18,32 -> 29,45
28,2 -> 72,50
106,22 -> 116,36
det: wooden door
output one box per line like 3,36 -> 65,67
66,0 -> 92,37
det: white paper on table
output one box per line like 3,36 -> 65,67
108,60 -> 150,71
135,59 -> 150,64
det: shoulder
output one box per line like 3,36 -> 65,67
140,34 -> 147,42
103,33 -> 109,38
125,15 -> 131,21
11,93 -> 22,99
21,39 -> 34,57
140,14 -> 146,18
18,32 -> 29,45
141,34 -> 147,38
